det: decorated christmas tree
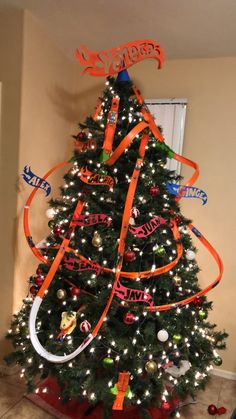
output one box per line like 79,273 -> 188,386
5,40 -> 227,418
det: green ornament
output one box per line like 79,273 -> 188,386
111,384 -> 133,399
99,150 -> 110,163
213,356 -> 222,366
102,357 -> 114,367
172,334 -> 182,344
154,246 -> 166,256
21,326 -> 29,336
99,168 -> 108,175
110,384 -> 117,395
48,220 -> 55,229
198,310 -> 207,319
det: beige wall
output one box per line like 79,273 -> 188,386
13,11 -> 78,311
130,57 -> 236,373
0,10 -> 78,360
0,9 -> 24,356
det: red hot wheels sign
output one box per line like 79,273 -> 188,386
73,213 -> 112,227
63,256 -> 101,276
79,167 -> 115,189
129,216 -> 166,238
115,281 -> 154,306
75,40 -> 164,77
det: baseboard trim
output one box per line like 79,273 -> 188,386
212,368 -> 236,381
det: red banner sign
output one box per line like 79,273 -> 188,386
129,216 -> 166,238
75,40 -> 164,77
79,167 -> 114,189
73,213 -> 112,227
63,256 -> 101,276
115,281 -> 154,306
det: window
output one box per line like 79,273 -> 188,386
145,99 -> 187,174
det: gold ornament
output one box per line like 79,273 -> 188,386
173,274 -> 182,286
145,360 -> 157,374
92,231 -> 102,247
56,289 -> 67,299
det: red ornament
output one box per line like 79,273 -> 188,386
149,186 -> 160,197
53,225 -> 62,236
175,215 -> 182,226
80,320 -> 91,333
123,312 -> 135,325
208,404 -> 218,415
161,401 -> 171,411
36,268 -> 43,276
76,131 -> 87,140
34,276 -> 44,287
124,250 -> 136,263
71,287 -> 81,297
218,407 -> 227,415
30,286 -> 37,296
193,296 -> 203,307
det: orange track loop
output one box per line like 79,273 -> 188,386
24,82 -> 222,315
145,223 -> 223,312
55,218 -> 182,279
174,153 -> 199,202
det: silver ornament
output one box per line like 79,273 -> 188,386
46,208 -> 56,219
157,329 -> 169,342
186,250 -> 196,260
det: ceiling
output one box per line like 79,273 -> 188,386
1,0 -> 236,61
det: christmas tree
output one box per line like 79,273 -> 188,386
5,40 -> 227,418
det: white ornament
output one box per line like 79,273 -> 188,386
186,250 -> 196,260
157,329 -> 169,342
46,208 -> 56,219
166,360 -> 191,378
80,320 -> 91,333
129,217 -> 135,226
35,238 -> 47,249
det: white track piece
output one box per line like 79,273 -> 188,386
29,296 -> 94,363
